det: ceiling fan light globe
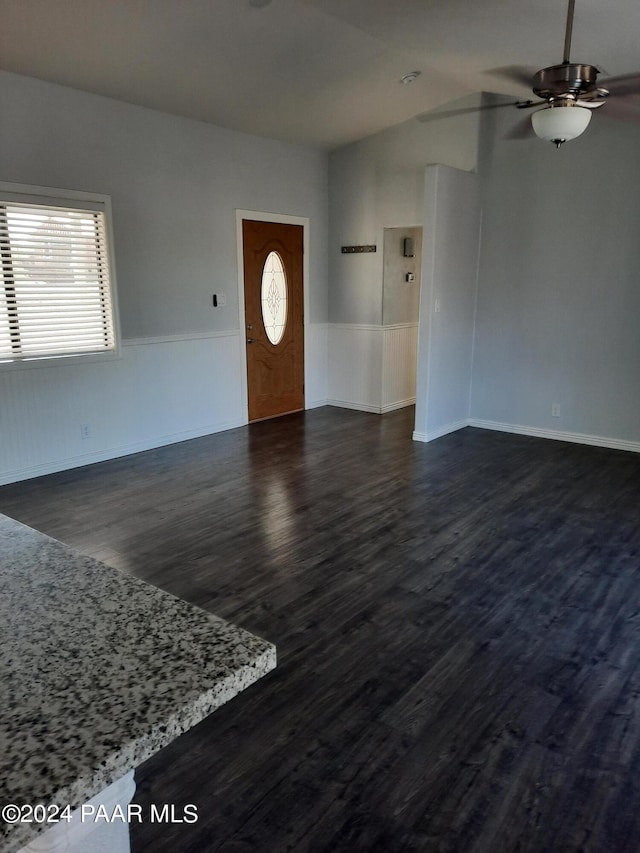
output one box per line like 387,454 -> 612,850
531,105 -> 592,144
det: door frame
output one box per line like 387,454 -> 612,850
235,209 -> 310,424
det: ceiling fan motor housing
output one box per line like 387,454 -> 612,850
533,62 -> 600,99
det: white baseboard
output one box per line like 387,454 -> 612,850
413,416 -> 640,453
327,398 -> 415,415
412,419 -> 468,443
0,419 -> 245,486
326,399 -> 382,414
381,397 -> 416,414
306,398 -> 329,410
468,419 -> 640,454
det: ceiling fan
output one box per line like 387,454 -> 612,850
419,0 -> 640,147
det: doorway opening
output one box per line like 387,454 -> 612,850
381,226 -> 422,410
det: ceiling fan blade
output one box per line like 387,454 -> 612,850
415,100 -> 524,123
577,89 -> 607,101
599,72 -> 640,97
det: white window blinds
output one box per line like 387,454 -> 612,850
0,198 -> 117,362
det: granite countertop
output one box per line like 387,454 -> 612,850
0,513 -> 276,853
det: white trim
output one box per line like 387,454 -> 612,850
412,419 -> 468,443
0,419 -> 245,487
468,419 -> 640,454
327,399 -> 382,414
412,415 -> 640,454
235,209 -> 311,423
328,322 -> 418,333
329,323 -> 382,332
383,322 -> 419,331
325,398 -> 415,415
306,398 -> 329,410
381,397 -> 416,413
123,330 -> 239,347
0,180 -> 112,205
0,350 -> 123,372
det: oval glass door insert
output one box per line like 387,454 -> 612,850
261,251 -> 288,345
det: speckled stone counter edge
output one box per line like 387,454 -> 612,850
0,514 -> 276,852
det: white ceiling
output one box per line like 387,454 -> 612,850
1,0 -> 639,149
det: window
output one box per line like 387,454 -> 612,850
0,184 -> 118,364
260,251 -> 287,345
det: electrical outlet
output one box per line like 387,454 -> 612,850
551,403 -> 561,418
81,424 -> 91,440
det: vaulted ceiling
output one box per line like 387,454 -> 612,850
1,0 -> 639,149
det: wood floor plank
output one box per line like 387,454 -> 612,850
3,407 -> 640,852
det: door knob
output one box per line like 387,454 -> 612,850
247,338 -> 255,344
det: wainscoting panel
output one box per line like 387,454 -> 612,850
1,325 -> 332,485
328,323 -> 417,414
382,324 -> 418,413
305,323 -> 329,408
0,332 -> 245,485
327,324 -> 383,413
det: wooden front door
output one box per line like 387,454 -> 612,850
242,219 -> 304,421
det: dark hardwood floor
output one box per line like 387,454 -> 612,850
2,406 -> 640,852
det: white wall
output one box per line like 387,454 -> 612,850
0,71 -> 329,484
328,94 -> 482,326
327,94 -> 482,413
413,165 -> 481,442
470,96 -> 640,451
